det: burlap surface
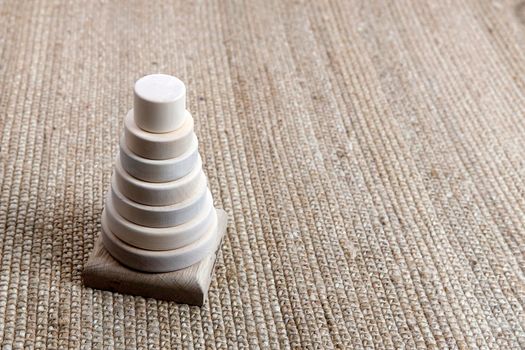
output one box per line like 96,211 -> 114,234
0,0 -> 524,348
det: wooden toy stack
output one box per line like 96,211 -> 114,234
83,74 -> 227,305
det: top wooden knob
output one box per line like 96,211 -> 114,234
133,74 -> 186,133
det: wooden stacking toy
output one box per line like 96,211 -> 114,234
83,74 -> 227,305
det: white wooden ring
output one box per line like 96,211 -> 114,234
104,191 -> 216,250
110,176 -> 210,227
124,109 -> 194,160
133,74 -> 186,133
101,209 -> 220,272
114,155 -> 205,206
119,133 -> 199,183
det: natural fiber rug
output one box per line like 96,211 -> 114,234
1,0 -> 524,348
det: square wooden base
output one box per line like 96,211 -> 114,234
83,210 -> 227,306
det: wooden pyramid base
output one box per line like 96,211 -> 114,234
83,210 -> 227,306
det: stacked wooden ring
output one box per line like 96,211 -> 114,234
101,74 -> 221,272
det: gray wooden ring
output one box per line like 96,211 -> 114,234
101,209 -> 220,272
114,155 -> 205,206
104,191 -> 216,251
110,176 -> 210,228
119,133 -> 199,183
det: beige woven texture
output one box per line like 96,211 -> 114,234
1,0 -> 525,348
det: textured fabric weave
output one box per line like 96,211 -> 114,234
0,0 -> 524,348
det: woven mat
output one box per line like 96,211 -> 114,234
1,0 -> 524,348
